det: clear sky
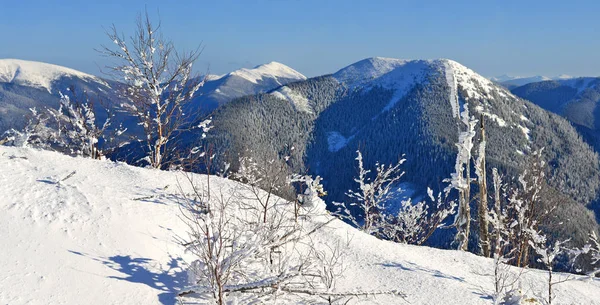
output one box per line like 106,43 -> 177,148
1,0 -> 599,78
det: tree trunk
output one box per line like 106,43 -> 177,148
478,114 -> 490,257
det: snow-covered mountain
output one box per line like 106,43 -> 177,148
192,61 -> 306,112
0,59 -> 108,93
0,59 -> 121,133
2,146 -> 599,304
490,74 -> 575,89
0,59 -> 305,133
208,57 -> 600,246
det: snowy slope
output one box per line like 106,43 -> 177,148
0,59 -> 107,93
192,61 -> 306,112
229,61 -> 306,84
1,146 -> 599,305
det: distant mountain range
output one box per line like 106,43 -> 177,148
490,74 -> 575,89
511,77 -> 600,151
0,59 -> 305,132
1,57 -> 599,248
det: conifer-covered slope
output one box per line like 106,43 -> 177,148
209,57 -> 600,243
511,77 -> 600,151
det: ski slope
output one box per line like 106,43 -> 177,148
0,146 -> 599,305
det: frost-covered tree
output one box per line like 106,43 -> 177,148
528,231 -> 571,305
0,107 -> 50,148
511,149 -> 547,267
382,188 -> 456,245
571,231 -> 600,278
178,171 -> 403,304
447,107 -> 477,251
334,150 -> 455,245
1,90 -> 123,159
49,89 -> 125,159
334,150 -> 404,234
233,153 -> 293,223
101,11 -> 203,168
488,169 -> 523,304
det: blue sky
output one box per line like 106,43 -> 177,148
1,0 -> 599,78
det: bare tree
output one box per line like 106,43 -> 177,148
476,114 -> 490,257
100,10 -> 204,168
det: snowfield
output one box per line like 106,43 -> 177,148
0,59 -> 107,93
1,146 -> 599,305
229,61 -> 307,85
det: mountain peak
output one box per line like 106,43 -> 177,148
333,57 -> 410,85
229,61 -> 306,84
0,59 -> 100,93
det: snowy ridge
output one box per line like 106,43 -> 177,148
332,57 -> 412,88
229,61 -> 306,84
333,57 -> 431,112
560,77 -> 598,94
0,59 -> 106,93
442,59 -> 511,101
1,146 -> 599,304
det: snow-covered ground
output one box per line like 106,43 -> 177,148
1,146 -> 599,305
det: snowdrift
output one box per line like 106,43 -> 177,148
0,146 -> 599,304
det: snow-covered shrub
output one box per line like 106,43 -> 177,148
571,231 -> 600,278
0,108 -> 53,148
333,150 -> 404,234
179,169 -> 404,304
382,188 -> 456,245
528,231 -> 572,305
334,150 -> 455,245
289,174 -> 327,216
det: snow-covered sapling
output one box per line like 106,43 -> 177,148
101,11 -> 204,168
334,149 -> 404,235
528,230 -> 571,305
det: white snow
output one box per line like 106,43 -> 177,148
0,59 -> 105,93
443,60 -> 460,118
561,77 -> 596,94
518,124 -> 532,142
326,131 -> 352,152
271,86 -> 312,113
203,74 -> 223,81
443,59 -> 511,101
481,111 -> 508,127
229,61 -> 306,84
2,147 -> 599,305
333,57 -> 430,113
